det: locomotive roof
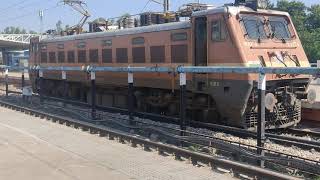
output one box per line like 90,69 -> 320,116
40,5 -> 290,43
41,21 -> 191,43
192,5 -> 290,17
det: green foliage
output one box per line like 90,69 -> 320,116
272,0 -> 320,62
1,26 -> 37,34
307,5 -> 320,29
2,26 -> 28,34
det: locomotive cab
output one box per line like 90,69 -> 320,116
191,5 -> 312,129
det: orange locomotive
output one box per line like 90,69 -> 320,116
29,2 -> 313,130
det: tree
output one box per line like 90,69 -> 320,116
272,0 -> 320,62
2,26 -> 27,34
306,5 -> 320,29
276,0 -> 307,31
266,0 -> 274,9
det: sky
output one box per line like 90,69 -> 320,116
0,0 -> 317,33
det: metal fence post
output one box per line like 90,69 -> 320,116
39,69 -> 44,103
62,71 -> 67,107
5,68 -> 8,97
128,72 -> 134,125
90,71 -> 96,120
257,73 -> 266,168
179,72 -> 187,137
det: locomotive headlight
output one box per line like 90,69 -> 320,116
265,93 -> 278,112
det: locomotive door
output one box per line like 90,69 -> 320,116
194,17 -> 207,66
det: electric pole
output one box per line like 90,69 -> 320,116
164,0 -> 169,12
151,0 -> 170,13
39,10 -> 44,34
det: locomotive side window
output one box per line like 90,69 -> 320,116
67,51 -> 75,63
171,45 -> 188,63
132,37 -> 145,45
211,20 -> 227,41
58,51 -> 65,63
150,46 -> 165,63
171,32 -> 187,41
102,49 -> 112,63
57,44 -> 64,49
77,42 -> 86,48
78,50 -> 87,63
116,48 -> 128,63
132,47 -> 145,63
89,49 -> 99,63
41,52 -> 47,63
49,52 -> 56,63
102,39 -> 112,46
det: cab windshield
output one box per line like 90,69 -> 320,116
241,14 -> 293,41
242,16 -> 267,40
269,17 -> 292,39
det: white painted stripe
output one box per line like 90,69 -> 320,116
258,73 -> 266,90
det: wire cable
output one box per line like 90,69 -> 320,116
0,4 -> 61,24
0,0 -> 30,13
140,0 -> 152,13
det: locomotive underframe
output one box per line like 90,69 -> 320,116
29,71 -> 310,130
244,78 -> 310,130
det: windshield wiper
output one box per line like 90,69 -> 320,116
270,26 -> 286,43
256,21 -> 262,43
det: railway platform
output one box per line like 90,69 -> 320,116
0,106 -> 233,180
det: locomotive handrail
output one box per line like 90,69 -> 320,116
176,66 -> 320,75
1,65 -> 320,75
92,66 -> 175,73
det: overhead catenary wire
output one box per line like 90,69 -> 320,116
0,4 -> 61,24
140,0 -> 152,13
0,0 -> 30,14
17,0 -> 57,10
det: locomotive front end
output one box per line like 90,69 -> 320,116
236,8 -> 314,129
191,2 -> 315,129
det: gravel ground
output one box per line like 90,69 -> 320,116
129,116 -> 320,162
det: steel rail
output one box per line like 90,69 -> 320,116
285,128 -> 320,139
194,121 -> 320,151
0,99 -> 297,180
2,94 -> 320,176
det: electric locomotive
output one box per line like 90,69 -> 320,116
29,1 -> 315,130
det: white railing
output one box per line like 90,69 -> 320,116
0,34 -> 38,44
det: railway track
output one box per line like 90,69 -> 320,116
2,80 -> 320,152
0,99 -> 299,180
0,94 -> 320,178
1,84 -> 320,150
198,122 -> 320,151
28,93 -> 320,152
40,95 -> 320,152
